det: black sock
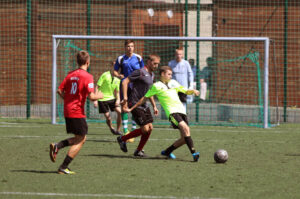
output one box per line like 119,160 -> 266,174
165,145 -> 176,155
57,139 -> 69,149
60,155 -> 73,169
184,136 -> 196,154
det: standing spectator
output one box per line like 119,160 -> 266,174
113,40 -> 144,142
200,57 -> 214,102
168,49 -> 194,110
49,50 -> 103,174
93,64 -> 122,136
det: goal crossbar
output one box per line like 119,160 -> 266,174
52,35 -> 270,128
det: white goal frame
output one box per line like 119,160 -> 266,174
52,35 -> 270,128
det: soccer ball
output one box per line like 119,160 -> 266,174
214,149 -> 228,163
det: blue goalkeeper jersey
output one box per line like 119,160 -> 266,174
114,53 -> 144,79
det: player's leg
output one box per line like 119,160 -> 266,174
104,111 -> 113,130
57,134 -> 86,174
121,112 -> 129,133
50,139 -> 69,162
115,106 -> 122,134
134,123 -> 153,157
178,120 -> 200,162
131,117 -> 137,131
57,118 -> 88,174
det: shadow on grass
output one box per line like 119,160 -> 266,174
85,153 -> 190,162
11,170 -> 57,174
285,153 -> 300,156
86,139 -> 115,143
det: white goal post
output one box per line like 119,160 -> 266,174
52,35 -> 270,128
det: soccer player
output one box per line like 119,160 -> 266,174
93,65 -> 122,136
49,50 -> 103,174
117,54 -> 160,157
124,66 -> 200,162
113,40 -> 144,141
168,49 -> 194,111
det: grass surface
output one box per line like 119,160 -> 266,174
0,119 -> 299,199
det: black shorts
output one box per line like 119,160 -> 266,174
98,99 -> 117,113
65,118 -> 88,135
131,106 -> 153,126
169,113 -> 189,129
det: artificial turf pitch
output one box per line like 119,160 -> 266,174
0,119 -> 299,199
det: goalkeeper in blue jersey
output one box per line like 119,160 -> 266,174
113,40 -> 144,141
124,66 -> 200,162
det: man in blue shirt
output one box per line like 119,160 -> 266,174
113,40 -> 144,141
168,49 -> 194,111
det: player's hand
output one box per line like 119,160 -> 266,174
96,90 -> 104,99
153,107 -> 159,116
93,101 -> 98,108
115,100 -> 120,107
194,90 -> 200,96
121,99 -> 127,106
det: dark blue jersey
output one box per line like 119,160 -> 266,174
114,53 -> 144,79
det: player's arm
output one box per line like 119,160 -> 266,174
113,70 -> 124,79
88,88 -> 103,101
57,88 -> 65,99
123,96 -> 149,113
113,59 -> 124,79
121,77 -> 130,107
114,89 -> 120,106
149,96 -> 158,116
186,89 -> 200,96
93,86 -> 100,107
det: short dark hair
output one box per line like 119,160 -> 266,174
76,50 -> 90,66
124,40 -> 134,46
146,54 -> 160,62
159,66 -> 172,75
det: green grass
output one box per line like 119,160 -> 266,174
0,118 -> 299,199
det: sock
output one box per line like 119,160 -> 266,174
165,145 -> 177,155
131,119 -> 137,130
184,136 -> 196,154
60,155 -> 73,169
121,128 -> 142,142
121,112 -> 128,133
137,130 -> 152,151
57,139 -> 69,149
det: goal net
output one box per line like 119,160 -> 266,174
52,35 -> 271,128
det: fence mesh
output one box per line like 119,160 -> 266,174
1,0 -> 300,124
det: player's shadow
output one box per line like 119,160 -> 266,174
11,170 -> 57,174
86,139 -> 115,143
285,153 -> 300,157
86,153 -> 188,162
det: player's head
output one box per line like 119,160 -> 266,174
146,54 -> 160,72
124,40 -> 135,55
188,58 -> 195,66
175,49 -> 184,62
206,57 -> 214,66
159,66 -> 172,82
76,50 -> 90,67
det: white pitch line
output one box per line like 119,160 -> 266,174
0,191 -> 225,199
